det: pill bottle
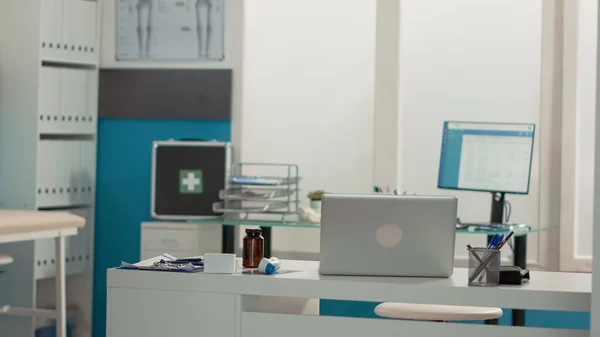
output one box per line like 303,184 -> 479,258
243,229 -> 264,268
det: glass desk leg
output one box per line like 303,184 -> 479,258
512,235 -> 527,326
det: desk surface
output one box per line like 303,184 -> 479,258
0,210 -> 84,236
108,260 -> 591,312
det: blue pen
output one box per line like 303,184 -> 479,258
491,235 -> 505,249
487,234 -> 500,249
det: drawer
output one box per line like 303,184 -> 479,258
142,228 -> 196,251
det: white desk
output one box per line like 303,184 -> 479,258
0,210 -> 84,337
107,260 -> 591,337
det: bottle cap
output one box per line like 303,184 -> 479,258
245,228 -> 262,237
258,258 -> 276,274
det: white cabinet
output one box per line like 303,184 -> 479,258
141,222 -> 223,260
107,288 -> 235,337
0,0 -> 100,336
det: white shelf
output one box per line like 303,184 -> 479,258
0,0 -> 100,336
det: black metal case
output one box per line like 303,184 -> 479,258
151,140 -> 232,220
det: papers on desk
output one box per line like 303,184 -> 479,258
120,253 -> 204,273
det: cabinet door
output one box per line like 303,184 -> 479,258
107,288 -> 236,337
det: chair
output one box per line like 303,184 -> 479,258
0,254 -> 14,273
374,302 -> 503,323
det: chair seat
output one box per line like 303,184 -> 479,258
375,302 -> 503,321
0,254 -> 13,267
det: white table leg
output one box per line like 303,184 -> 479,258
55,234 -> 66,337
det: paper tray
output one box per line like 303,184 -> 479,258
219,188 -> 296,201
230,176 -> 302,186
213,201 -> 291,214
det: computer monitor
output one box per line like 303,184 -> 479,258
438,121 -> 535,194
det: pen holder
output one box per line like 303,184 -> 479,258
468,247 -> 501,287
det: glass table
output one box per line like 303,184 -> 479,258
188,218 -> 556,267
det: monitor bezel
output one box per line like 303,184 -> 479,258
437,121 -> 536,195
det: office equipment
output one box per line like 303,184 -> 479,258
438,121 -> 534,324
438,120 -> 534,229
319,194 -> 457,277
203,253 -> 237,274
107,259 -> 590,337
499,266 -> 530,285
467,247 -> 500,286
0,210 -> 85,337
438,121 -> 535,194
151,140 -> 232,220
468,231 -> 514,284
214,163 -> 301,223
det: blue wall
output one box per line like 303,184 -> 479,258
93,118 -> 231,337
320,300 -> 590,330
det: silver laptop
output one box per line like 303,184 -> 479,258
319,194 -> 457,277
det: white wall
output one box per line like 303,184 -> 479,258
240,0 -> 377,255
398,0 -> 543,264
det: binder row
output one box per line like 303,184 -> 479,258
38,66 -> 98,135
41,0 -> 97,64
36,140 -> 96,208
34,207 -> 93,279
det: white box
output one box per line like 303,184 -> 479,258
204,253 -> 236,274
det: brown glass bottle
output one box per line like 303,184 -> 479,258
243,229 -> 264,268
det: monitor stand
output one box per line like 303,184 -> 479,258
489,192 -> 505,231
488,192 -> 526,326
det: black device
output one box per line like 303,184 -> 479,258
499,266 -> 530,285
151,140 -> 232,220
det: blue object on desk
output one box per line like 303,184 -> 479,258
231,176 -> 280,186
467,225 -> 510,232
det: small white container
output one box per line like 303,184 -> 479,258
204,253 -> 237,274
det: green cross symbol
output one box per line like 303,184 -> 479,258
179,170 -> 203,194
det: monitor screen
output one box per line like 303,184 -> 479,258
438,121 -> 535,194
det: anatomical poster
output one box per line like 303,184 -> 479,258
116,0 -> 225,61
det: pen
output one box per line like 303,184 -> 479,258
486,234 -> 499,249
497,231 -> 514,250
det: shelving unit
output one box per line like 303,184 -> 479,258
0,0 -> 100,336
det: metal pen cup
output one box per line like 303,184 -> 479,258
468,247 -> 501,287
